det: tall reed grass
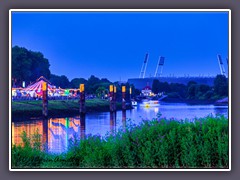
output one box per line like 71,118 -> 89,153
11,115 -> 228,168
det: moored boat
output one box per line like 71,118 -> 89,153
131,100 -> 138,106
140,100 -> 160,107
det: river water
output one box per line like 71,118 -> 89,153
12,102 -> 228,154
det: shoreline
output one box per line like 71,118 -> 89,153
160,97 -> 227,105
12,99 -> 133,120
11,98 -> 228,121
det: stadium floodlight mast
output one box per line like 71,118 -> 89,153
217,54 -> 226,76
139,53 -> 149,78
154,56 -> 165,77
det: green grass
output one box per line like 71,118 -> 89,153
12,99 -> 130,117
11,115 -> 229,169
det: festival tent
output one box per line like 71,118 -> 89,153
24,76 -> 55,97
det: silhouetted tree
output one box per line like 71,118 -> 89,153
214,75 -> 228,97
187,84 -> 197,99
152,79 -> 161,94
50,74 -> 70,88
159,82 -> 171,92
86,75 -> 101,94
12,46 -> 50,87
70,78 -> 87,88
169,83 -> 187,98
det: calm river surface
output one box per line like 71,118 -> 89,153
12,102 -> 228,154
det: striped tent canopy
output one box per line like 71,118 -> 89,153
24,76 -> 54,95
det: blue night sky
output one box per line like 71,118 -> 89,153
12,11 -> 229,82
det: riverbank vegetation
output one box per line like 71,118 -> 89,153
11,115 -> 228,168
12,99 -> 132,118
152,75 -> 228,102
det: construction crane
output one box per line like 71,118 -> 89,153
154,56 -> 165,77
217,54 -> 226,76
139,53 -> 149,78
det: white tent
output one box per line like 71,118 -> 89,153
24,76 -> 54,97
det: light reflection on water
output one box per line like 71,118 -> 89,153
12,103 -> 228,154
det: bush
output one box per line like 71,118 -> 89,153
11,130 -> 45,168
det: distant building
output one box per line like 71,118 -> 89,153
141,85 -> 152,96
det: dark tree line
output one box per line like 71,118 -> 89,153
49,74 -> 139,100
12,46 -> 228,100
12,46 -> 50,87
152,75 -> 228,100
12,46 -> 138,99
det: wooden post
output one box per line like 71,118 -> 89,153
130,86 -> 132,100
122,85 -> 126,110
42,82 -> 48,117
109,85 -> 114,112
79,84 -> 86,114
113,86 -> 117,111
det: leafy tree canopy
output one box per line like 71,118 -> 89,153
49,74 -> 70,89
12,46 -> 50,87
214,75 -> 228,97
70,78 -> 88,89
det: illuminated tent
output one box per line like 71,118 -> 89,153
24,76 -> 55,96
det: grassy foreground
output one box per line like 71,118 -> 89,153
11,116 -> 228,169
12,99 -> 131,118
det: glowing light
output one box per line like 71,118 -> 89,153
122,86 -> 126,93
80,84 -> 84,92
42,82 -> 47,91
109,85 -> 113,92
66,118 -> 69,128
